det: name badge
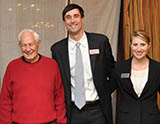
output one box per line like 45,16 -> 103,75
89,49 -> 100,55
121,73 -> 130,78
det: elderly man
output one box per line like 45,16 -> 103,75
0,29 -> 67,124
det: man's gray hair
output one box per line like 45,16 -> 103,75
18,29 -> 40,43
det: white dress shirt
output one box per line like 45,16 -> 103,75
131,67 -> 149,97
68,32 -> 99,101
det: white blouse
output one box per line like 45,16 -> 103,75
131,67 -> 149,97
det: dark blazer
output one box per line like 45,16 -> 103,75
51,32 -> 115,124
110,57 -> 160,124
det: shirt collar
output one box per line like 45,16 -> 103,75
69,32 -> 87,50
22,54 -> 41,63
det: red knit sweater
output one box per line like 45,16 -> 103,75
0,55 -> 67,124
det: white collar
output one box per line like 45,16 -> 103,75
69,32 -> 87,50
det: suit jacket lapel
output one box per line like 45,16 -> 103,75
126,57 -> 155,99
126,58 -> 138,98
61,39 -> 71,85
140,59 -> 155,98
122,58 -> 139,98
86,33 -> 96,73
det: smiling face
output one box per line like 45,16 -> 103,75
63,8 -> 84,36
19,31 -> 40,63
131,37 -> 151,60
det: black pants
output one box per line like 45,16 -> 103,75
71,101 -> 107,124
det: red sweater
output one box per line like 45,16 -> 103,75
0,55 -> 67,124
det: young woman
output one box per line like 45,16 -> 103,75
110,30 -> 160,124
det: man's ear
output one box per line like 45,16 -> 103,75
37,40 -> 41,47
81,16 -> 85,23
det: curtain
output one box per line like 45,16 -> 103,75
0,0 -> 121,123
0,0 -> 66,86
0,0 -> 121,85
71,1 -> 121,123
71,0 -> 121,59
123,0 -> 160,107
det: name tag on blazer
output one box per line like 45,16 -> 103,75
121,73 -> 130,78
89,49 -> 100,55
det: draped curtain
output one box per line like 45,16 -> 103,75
71,0 -> 121,59
0,0 -> 66,85
0,1 -> 121,123
122,0 -> 160,107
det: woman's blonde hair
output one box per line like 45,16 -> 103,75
131,30 -> 150,44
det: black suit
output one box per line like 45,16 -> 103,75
51,32 -> 115,124
110,57 -> 160,124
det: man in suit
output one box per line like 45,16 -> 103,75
51,4 -> 115,124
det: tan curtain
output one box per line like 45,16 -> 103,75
0,0 -> 67,86
71,1 -> 121,123
123,0 -> 160,107
0,1 -> 121,123
71,0 -> 121,59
